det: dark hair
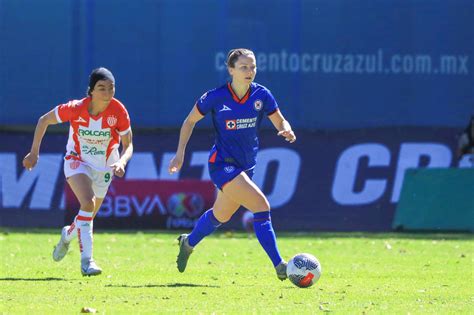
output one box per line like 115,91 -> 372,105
226,48 -> 255,68
86,67 -> 115,96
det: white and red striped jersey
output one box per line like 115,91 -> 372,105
54,97 -> 131,171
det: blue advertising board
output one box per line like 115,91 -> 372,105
0,127 -> 464,231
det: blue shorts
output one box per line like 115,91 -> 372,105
208,162 -> 255,191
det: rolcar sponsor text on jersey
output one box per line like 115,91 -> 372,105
78,129 -> 111,137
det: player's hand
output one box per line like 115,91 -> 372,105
277,129 -> 296,143
168,154 -> 184,174
111,161 -> 126,177
23,152 -> 39,171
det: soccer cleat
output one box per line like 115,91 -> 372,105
81,259 -> 102,276
176,234 -> 194,273
275,260 -> 288,281
52,226 -> 71,262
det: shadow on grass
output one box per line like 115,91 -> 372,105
105,283 -> 219,288
0,277 -> 66,281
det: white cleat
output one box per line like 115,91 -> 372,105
81,259 -> 102,276
52,226 -> 71,262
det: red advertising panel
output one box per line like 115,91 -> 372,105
65,179 -> 216,229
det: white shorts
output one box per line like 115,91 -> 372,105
64,159 -> 113,198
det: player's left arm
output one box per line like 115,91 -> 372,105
111,130 -> 133,177
268,110 -> 296,143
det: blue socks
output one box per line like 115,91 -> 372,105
188,209 -> 222,247
253,211 -> 283,267
188,209 -> 283,268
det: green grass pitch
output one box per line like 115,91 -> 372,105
0,229 -> 472,314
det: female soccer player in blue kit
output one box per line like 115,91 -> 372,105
168,48 -> 296,281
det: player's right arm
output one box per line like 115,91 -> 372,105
168,105 -> 204,174
23,109 -> 60,170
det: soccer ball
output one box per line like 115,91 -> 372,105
286,253 -> 321,288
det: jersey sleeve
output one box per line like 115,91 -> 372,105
54,101 -> 78,123
116,106 -> 131,136
195,91 -> 214,116
264,88 -> 279,116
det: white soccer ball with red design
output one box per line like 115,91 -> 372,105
286,253 -> 321,288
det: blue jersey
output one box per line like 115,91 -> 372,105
196,82 -> 279,170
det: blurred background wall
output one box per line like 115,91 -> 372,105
0,0 -> 473,231
1,0 -> 472,128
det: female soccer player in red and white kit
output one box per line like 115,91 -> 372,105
23,68 -> 133,276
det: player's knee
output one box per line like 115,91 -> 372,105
254,198 -> 270,212
218,215 -> 231,223
80,197 -> 96,212
213,210 -> 231,223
